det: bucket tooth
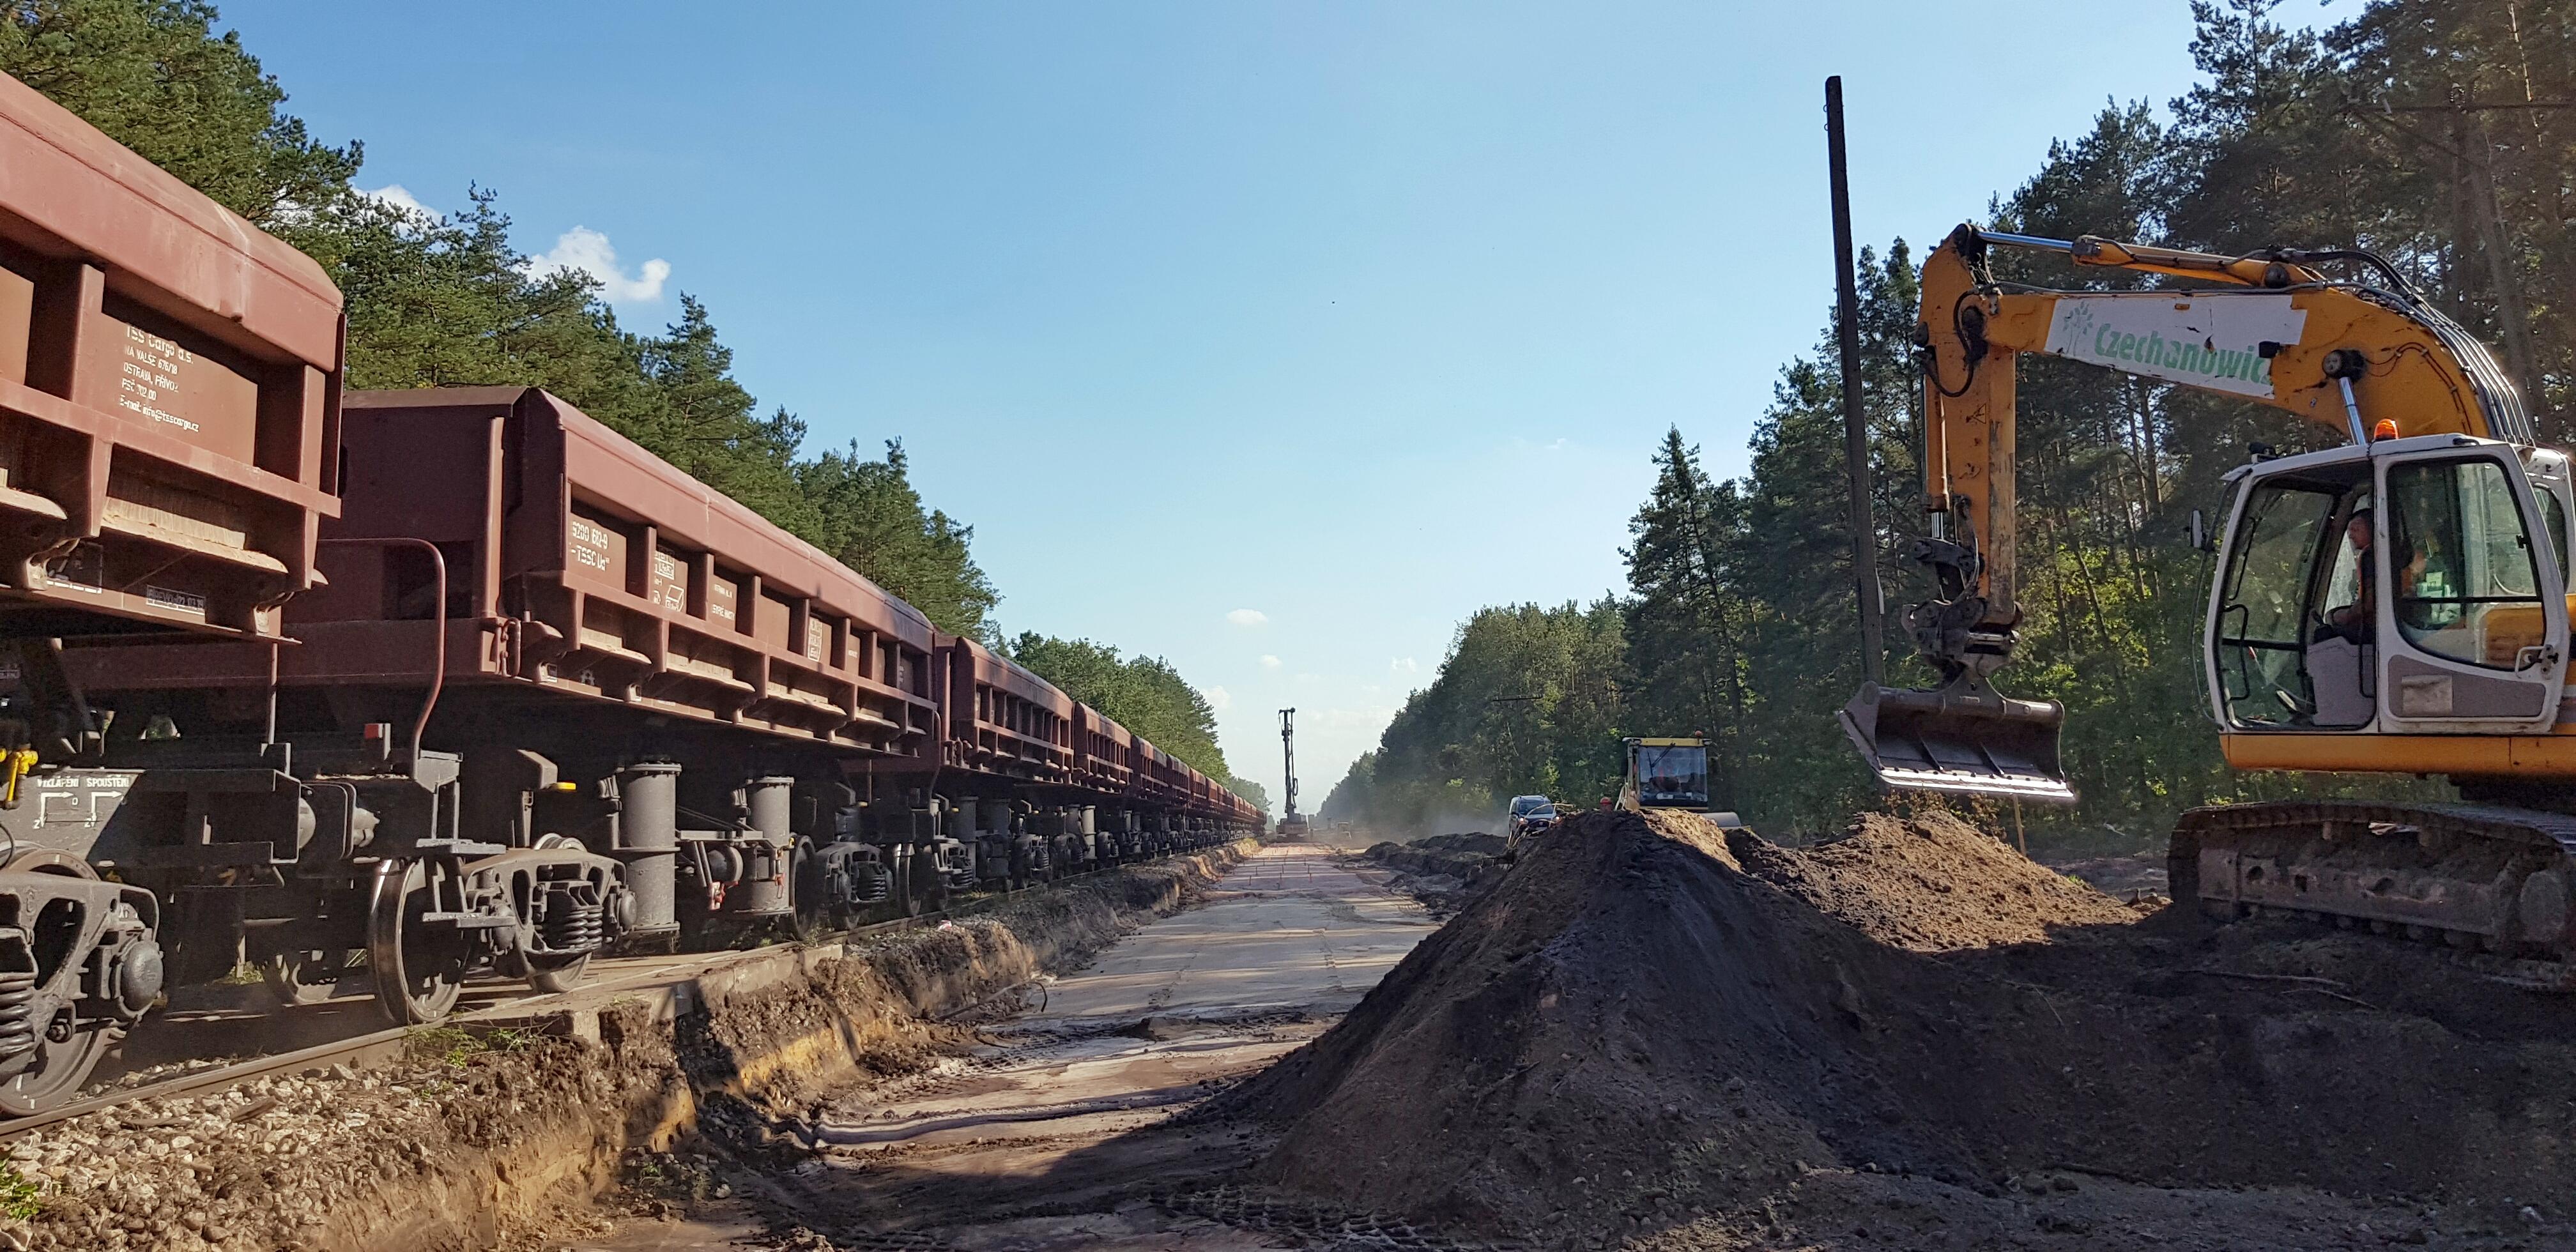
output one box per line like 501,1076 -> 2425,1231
1840,678 -> 2073,802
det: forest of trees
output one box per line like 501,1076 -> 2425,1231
0,0 -> 1271,786
1324,0 -> 2572,851
0,0 -> 1002,637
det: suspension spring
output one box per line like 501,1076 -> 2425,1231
0,965 -> 37,1061
853,864 -> 891,905
539,887 -> 605,955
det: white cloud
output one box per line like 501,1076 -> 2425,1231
359,184 -> 436,221
1390,657 -> 1419,674
1200,684 -> 1232,711
1259,654 -> 1282,670
1226,609 -> 1268,627
522,226 -> 671,303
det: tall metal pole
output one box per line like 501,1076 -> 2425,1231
1278,707 -> 1300,820
1827,76 -> 1885,685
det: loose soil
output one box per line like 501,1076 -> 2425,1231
1363,832 -> 1509,917
1224,809 -> 2576,1251
0,847 -> 1254,1252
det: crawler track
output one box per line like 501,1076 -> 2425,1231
2173,798 -> 2576,989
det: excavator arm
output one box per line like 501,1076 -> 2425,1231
1844,224 -> 2534,799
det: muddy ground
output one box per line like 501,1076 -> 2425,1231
576,842 -> 1441,1251
0,846 -> 1254,1252
572,811 -> 2576,1252
46,806 -> 2576,1252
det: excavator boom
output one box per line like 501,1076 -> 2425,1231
1844,224 -> 2534,800
1832,218 -> 2576,983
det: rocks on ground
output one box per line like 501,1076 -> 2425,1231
0,847 -> 1252,1252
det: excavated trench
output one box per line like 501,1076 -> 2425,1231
0,844 -> 1257,1252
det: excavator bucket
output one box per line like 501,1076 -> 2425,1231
1839,680 -> 2074,802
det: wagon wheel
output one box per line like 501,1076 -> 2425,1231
367,857 -> 471,1025
787,838 -> 835,942
0,855 -> 119,1116
0,1019 -> 112,1118
259,947 -> 358,1007
525,949 -> 592,995
890,848 -> 921,919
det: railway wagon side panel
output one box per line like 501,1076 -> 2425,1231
217,387 -> 944,759
0,72 -> 349,1115
0,74 -> 341,642
939,634 -> 1073,784
1075,706 -> 1134,795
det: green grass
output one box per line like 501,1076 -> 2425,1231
403,1024 -> 541,1069
0,1161 -> 42,1220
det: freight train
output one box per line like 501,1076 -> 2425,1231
0,74 -> 1259,1112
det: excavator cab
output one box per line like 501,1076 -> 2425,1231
2207,436 -> 2571,741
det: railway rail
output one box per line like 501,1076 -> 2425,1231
0,843 -> 1243,1142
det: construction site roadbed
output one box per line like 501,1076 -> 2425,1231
0,843 -> 1259,1252
601,841 -> 1445,1251
44,811 -> 2576,1252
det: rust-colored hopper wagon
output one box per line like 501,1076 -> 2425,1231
79,387 -> 955,1019
0,69 -> 1262,1118
905,634 -> 1084,892
1071,706 -> 1140,862
0,73 -> 342,1110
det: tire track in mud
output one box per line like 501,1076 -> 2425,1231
707,843 -> 1446,1251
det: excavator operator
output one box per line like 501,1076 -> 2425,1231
2319,507 -> 2377,646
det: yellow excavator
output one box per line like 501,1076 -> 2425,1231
1843,225 -> 2576,981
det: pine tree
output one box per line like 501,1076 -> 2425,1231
1621,429 -> 1745,804
1008,635 -> 1230,781
0,0 -> 358,227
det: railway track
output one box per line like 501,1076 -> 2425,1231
0,848 -> 1238,1143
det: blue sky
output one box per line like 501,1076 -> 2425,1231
224,0 -> 2362,811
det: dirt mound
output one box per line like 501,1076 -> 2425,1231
1726,809 -> 2141,950
1418,832 -> 1508,857
1226,809 -> 2576,1244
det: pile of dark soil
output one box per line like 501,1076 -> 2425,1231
1363,834 -> 1510,917
2049,851 -> 2171,899
1419,832 -> 1508,857
1227,809 -> 2576,1248
1731,811 -> 2142,950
